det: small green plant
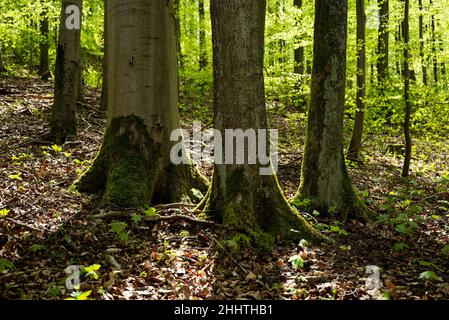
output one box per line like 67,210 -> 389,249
65,290 -> 92,300
441,245 -> 449,256
288,255 -> 304,269
291,198 -> 312,211
109,221 -> 129,242
51,145 -> 63,153
329,225 -> 348,236
393,242 -> 409,252
0,209 -> 10,217
29,244 -> 45,253
144,207 -> 157,217
226,233 -> 251,251
83,264 -> 101,280
419,271 -> 442,282
8,173 -> 22,181
131,214 -> 143,224
0,259 -> 16,272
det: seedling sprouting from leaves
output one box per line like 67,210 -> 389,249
0,209 -> 10,217
83,264 -> 101,280
0,259 -> 15,272
109,221 -> 129,242
29,244 -> 45,253
144,207 -> 157,217
419,271 -> 442,282
65,290 -> 92,300
288,255 -> 304,269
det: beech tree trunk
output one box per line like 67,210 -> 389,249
377,0 -> 389,86
100,0 -> 108,111
418,0 -> 427,86
201,0 -> 323,247
348,0 -> 366,161
39,9 -> 51,81
50,0 -> 83,144
402,0 -> 412,177
198,0 -> 208,69
292,0 -> 367,221
430,0 -> 438,84
74,0 -> 207,208
294,0 -> 304,76
0,46 -> 6,74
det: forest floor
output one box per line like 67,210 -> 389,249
1,76 -> 449,300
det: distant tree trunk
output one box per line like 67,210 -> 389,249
292,0 -> 367,221
100,0 -> 108,111
395,23 -> 402,77
402,0 -> 412,177
75,0 -> 207,207
198,0 -> 208,69
50,0 -> 83,144
201,0 -> 323,246
174,0 -> 183,68
377,0 -> 389,87
430,0 -> 438,84
39,9 -> 51,81
418,0 -> 427,86
294,0 -> 304,75
348,0 -> 366,161
0,46 -> 6,74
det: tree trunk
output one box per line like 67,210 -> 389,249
198,0 -> 208,69
50,0 -> 83,144
100,0 -> 108,111
418,0 -> 427,86
201,0 -> 323,246
430,0 -> 438,84
292,0 -> 367,221
294,0 -> 304,75
377,0 -> 389,86
39,9 -> 51,81
348,0 -> 366,161
0,46 -> 6,74
74,0 -> 207,208
402,0 -> 412,178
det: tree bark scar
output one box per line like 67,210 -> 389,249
129,56 -> 134,68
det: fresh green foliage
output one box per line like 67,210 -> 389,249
419,271 -> 442,282
83,264 -> 101,280
0,259 -> 15,272
65,290 -> 92,300
288,255 -> 304,269
109,221 -> 129,242
0,209 -> 10,217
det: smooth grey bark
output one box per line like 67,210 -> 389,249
292,0 -> 367,221
50,0 -> 83,144
75,0 -> 207,207
402,0 -> 412,177
201,0 -> 323,246
348,0 -> 366,161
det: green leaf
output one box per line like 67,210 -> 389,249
51,145 -> 63,153
131,214 -> 142,224
84,264 -> 101,280
441,245 -> 449,255
393,242 -> 409,252
299,239 -> 309,248
29,244 -> 45,252
144,207 -> 157,217
288,255 -> 304,269
191,188 -> 204,200
0,209 -> 10,217
419,271 -> 442,282
0,259 -> 16,272
110,221 -> 127,234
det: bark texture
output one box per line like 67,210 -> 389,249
74,0 -> 207,208
39,10 -> 51,81
202,0 -> 323,247
292,0 -> 367,221
50,0 -> 83,144
402,0 -> 412,177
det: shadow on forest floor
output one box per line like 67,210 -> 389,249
1,77 -> 448,300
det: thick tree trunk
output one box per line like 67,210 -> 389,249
402,0 -> 412,178
198,0 -> 208,69
201,0 -> 323,247
100,0 -> 108,111
294,0 -> 304,76
50,0 -> 83,144
418,0 -> 427,86
39,10 -> 51,81
348,0 -> 366,161
75,0 -> 207,208
292,0 -> 367,221
377,0 -> 389,86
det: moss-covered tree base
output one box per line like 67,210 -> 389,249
73,115 -> 208,208
200,166 -> 325,249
